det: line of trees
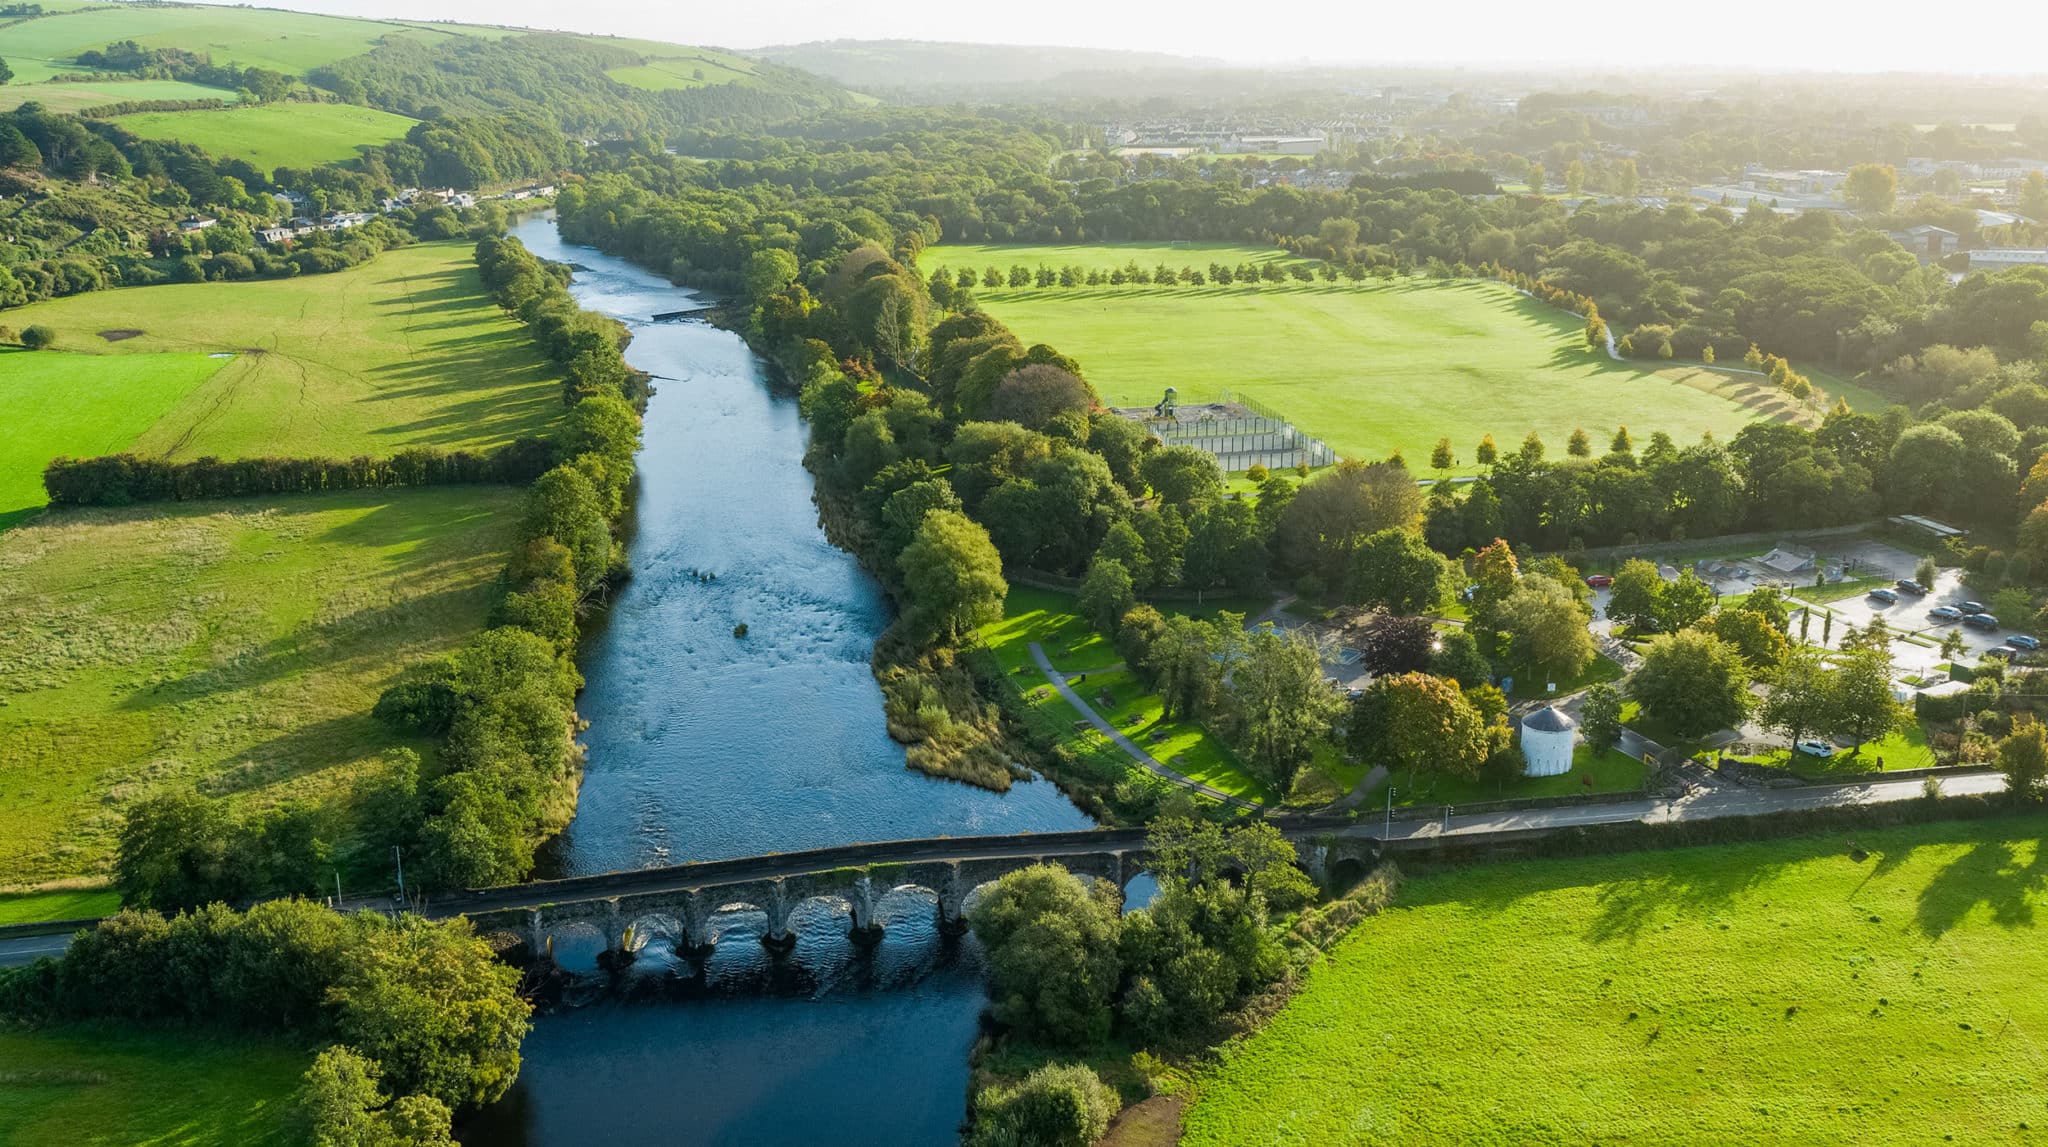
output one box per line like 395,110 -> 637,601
42,441 -> 553,507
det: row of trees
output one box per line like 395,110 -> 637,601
0,900 -> 528,1144
42,441 -> 552,506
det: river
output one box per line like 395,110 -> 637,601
460,216 -> 1096,1145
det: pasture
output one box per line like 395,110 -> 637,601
1,5 -> 471,74
928,245 -> 1813,469
0,241 -> 562,481
1183,817 -> 2048,1146
0,486 -> 522,885
0,347 -> 228,529
111,102 -> 417,169
930,240 -> 1307,280
600,42 -> 765,90
0,1024 -> 304,1146
0,75 -> 242,115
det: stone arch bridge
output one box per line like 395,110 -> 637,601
441,825 -> 1379,962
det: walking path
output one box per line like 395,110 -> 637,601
1027,642 -> 1264,811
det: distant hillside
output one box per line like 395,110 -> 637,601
749,38 -> 1217,92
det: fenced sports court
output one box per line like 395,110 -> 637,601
1109,389 -> 1337,472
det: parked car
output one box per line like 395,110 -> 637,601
2011,635 -> 2041,651
1867,587 -> 1899,604
1585,574 -> 1613,588
1964,612 -> 2000,631
1987,645 -> 2021,660
1795,739 -> 1836,759
1895,579 -> 1927,595
1959,600 -> 1987,615
1929,605 -> 1964,622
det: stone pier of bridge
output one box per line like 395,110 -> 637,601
490,850 -> 1141,965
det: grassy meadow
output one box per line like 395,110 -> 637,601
1,5 -> 472,74
599,42 -> 765,90
0,487 -> 522,886
1184,817 -> 2048,1146
0,348 -> 229,528
930,241 -> 1309,279
0,1024 -> 305,1146
111,102 -> 418,169
928,244 -> 1817,470
0,241 -> 561,524
0,73 -> 241,115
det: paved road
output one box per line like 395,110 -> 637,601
1378,769 -> 2006,841
1027,642 -> 1263,811
0,933 -> 77,965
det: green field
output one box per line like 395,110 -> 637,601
0,1024 -> 304,1146
111,102 -> 417,169
0,887 -> 119,925
0,348 -> 229,528
599,43 -> 764,91
1185,817 -> 2048,1145
0,75 -> 243,115
0,241 -> 561,521
0,487 -> 522,885
0,5 -> 473,74
928,245 -> 1812,469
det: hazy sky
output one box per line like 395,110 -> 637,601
200,0 -> 2048,73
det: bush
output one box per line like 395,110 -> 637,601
19,323 -> 56,349
967,1063 -> 1117,1147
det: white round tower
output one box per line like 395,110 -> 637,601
1521,705 -> 1578,777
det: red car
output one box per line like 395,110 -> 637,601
1585,574 -> 1613,588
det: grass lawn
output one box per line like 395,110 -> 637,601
0,76 -> 241,115
1,5 -> 477,73
1184,816 -> 2048,1146
1793,575 -> 1895,604
976,586 -> 1295,804
0,1024 -> 307,1146
0,487 -> 522,885
111,102 -> 417,170
0,347 -> 230,529
0,242 -> 560,493
928,255 -> 1812,469
1367,745 -> 1648,809
1727,723 -> 1938,777
0,887 -> 119,925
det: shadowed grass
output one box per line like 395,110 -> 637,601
0,1023 -> 307,1146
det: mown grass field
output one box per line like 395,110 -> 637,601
0,887 -> 119,925
0,347 -> 229,529
2,5 -> 473,73
0,487 -> 521,885
0,1024 -> 305,1146
0,242 -> 561,523
0,75 -> 243,115
111,102 -> 417,169
929,245 -> 1815,470
1184,817 -> 2048,1146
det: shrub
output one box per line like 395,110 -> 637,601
19,323 -> 56,349
967,1063 -> 1117,1147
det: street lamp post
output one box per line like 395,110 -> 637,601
1384,785 -> 1396,842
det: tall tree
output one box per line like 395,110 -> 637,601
898,510 -> 1007,645
1758,645 -> 1835,747
1843,163 -> 1898,213
1607,558 -> 1664,631
1632,630 -> 1750,739
1222,627 -> 1345,791
1345,528 -> 1456,614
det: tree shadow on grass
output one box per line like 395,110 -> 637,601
1914,835 -> 2048,937
193,711 -> 404,799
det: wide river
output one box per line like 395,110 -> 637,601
460,216 -> 1095,1144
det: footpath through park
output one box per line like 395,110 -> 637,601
1027,641 -> 1264,811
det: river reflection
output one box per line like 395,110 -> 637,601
464,216 -> 1094,1145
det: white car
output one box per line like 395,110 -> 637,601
1794,739 -> 1836,759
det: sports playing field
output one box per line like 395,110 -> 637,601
0,241 -> 561,526
111,102 -> 418,169
929,244 -> 1810,469
1184,816 -> 2048,1145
